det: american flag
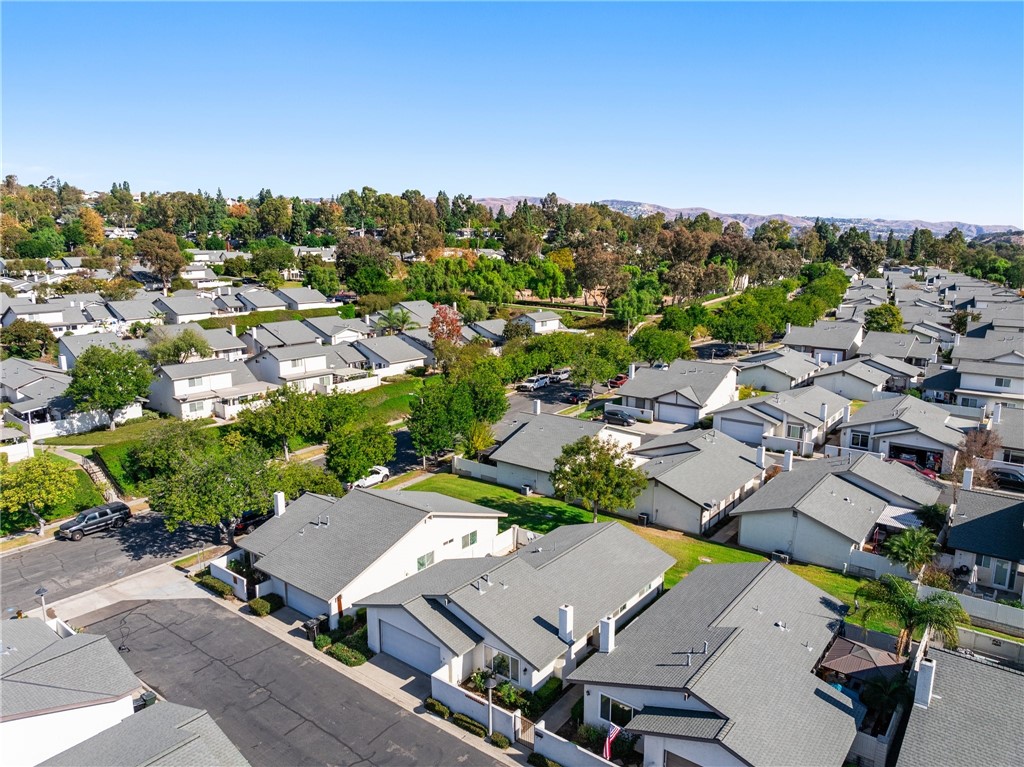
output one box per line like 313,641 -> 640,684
603,723 -> 621,760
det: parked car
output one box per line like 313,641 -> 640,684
234,510 -> 272,536
517,375 -> 550,392
652,361 -> 671,370
990,467 -> 1024,492
884,457 -> 939,480
607,374 -> 629,388
604,409 -> 637,427
551,367 -> 572,382
565,390 -> 590,404
58,502 -> 132,541
348,465 -> 391,490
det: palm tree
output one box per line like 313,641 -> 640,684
855,574 -> 969,657
883,527 -> 938,577
380,307 -> 415,335
860,674 -> 912,718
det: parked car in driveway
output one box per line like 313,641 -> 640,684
565,390 -> 590,404
234,510 -> 272,536
604,409 -> 637,427
517,375 -> 550,392
347,465 -> 390,490
990,467 -> 1024,492
884,457 -> 939,479
58,502 -> 132,541
607,374 -> 629,388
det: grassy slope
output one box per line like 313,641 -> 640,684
43,417 -> 213,447
198,307 -> 340,335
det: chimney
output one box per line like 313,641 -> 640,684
273,491 -> 287,517
914,657 -> 937,708
992,403 -> 1002,425
364,314 -> 370,326
533,399 -> 542,415
783,450 -> 794,472
628,363 -> 636,379
756,446 -> 766,470
58,354 -> 68,371
558,604 -> 574,644
953,333 -> 960,346
599,616 -> 616,653
452,301 -> 458,313
786,323 -> 792,335
819,402 -> 828,422
230,323 -> 236,337
962,468 -> 973,491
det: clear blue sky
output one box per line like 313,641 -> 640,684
3,2 -> 1022,226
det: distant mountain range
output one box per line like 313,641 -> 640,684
474,196 -> 1016,240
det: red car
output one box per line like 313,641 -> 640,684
607,374 -> 629,388
885,457 -> 939,480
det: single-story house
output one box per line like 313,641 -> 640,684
149,359 -> 276,420
151,296 -> 218,325
806,358 -> 892,401
488,413 -> 642,497
106,298 -> 163,326
710,386 -> 850,455
358,522 -> 674,691
735,347 -> 821,392
731,453 -> 942,572
512,310 -> 566,335
352,335 -> 427,376
367,300 -> 438,332
240,320 -> 323,355
468,319 -> 507,344
567,561 -> 859,767
617,360 -> 738,425
857,332 -> 934,368
302,316 -> 373,345
273,287 -> 331,310
213,292 -> 247,314
781,320 -> 864,364
56,332 -> 148,369
838,395 -> 979,474
236,289 -> 288,313
629,429 -> 767,534
239,489 -> 507,630
946,488 -> 1023,598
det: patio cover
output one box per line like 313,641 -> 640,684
821,637 -> 904,680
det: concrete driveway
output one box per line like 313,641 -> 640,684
0,515 -> 210,614
80,600 -> 500,767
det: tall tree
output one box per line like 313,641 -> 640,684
0,451 -> 78,536
0,319 -> 56,360
236,386 -> 320,460
550,436 -> 648,523
863,304 -> 905,333
303,265 -> 340,297
325,423 -> 397,484
148,327 -> 213,365
66,345 -> 153,430
883,527 -> 938,575
408,377 -> 474,457
854,574 -> 968,656
136,228 -> 185,294
629,326 -> 693,365
429,303 -> 462,345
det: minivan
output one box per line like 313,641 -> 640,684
604,409 -> 638,427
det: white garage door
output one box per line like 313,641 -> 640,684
656,402 -> 697,424
284,583 -> 326,619
719,417 -> 765,445
380,621 -> 442,674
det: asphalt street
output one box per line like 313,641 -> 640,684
84,600 -> 501,767
310,428 -> 420,476
0,515 -> 210,614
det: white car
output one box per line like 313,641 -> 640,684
349,466 -> 390,489
551,367 -> 572,382
517,375 -> 550,392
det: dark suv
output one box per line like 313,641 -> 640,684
58,502 -> 131,541
234,510 -> 272,536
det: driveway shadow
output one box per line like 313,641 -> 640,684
109,516 -> 214,562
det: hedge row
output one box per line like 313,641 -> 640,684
489,732 -> 510,750
424,697 -> 450,719
327,643 -> 367,666
452,712 -> 486,738
528,753 -> 564,767
196,574 -> 233,599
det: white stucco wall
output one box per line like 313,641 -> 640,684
644,735 -> 747,767
812,372 -> 882,401
631,483 -> 702,534
494,461 -> 554,497
737,366 -> 797,393
737,510 -> 856,571
1,695 -> 134,767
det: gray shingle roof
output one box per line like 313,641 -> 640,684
569,562 -> 856,767
489,414 -> 605,473
616,360 -> 736,406
40,701 -> 250,767
809,358 -> 891,387
107,299 -> 162,321
956,360 -> 1024,378
0,357 -> 66,390
922,363 -> 960,393
158,358 -> 240,380
405,597 -> 482,655
247,320 -> 322,347
782,320 -> 862,350
263,342 -> 328,363
154,323 -> 245,352
992,406 -> 1024,452
896,649 -> 1024,767
947,489 -> 1024,562
710,385 -> 851,428
237,290 -> 287,309
0,619 -> 141,720
240,490 -> 504,601
841,395 -> 972,449
860,353 -> 926,378
736,347 -> 820,380
625,707 -> 728,740
302,316 -> 371,339
951,334 -> 1024,363
58,333 -> 146,361
354,335 -> 427,364
521,310 -> 561,322
274,287 -> 328,305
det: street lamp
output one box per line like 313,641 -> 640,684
485,676 -> 499,737
35,587 -> 48,619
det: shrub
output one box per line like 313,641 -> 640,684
468,670 -> 488,692
533,677 -> 563,711
576,723 -> 607,752
452,712 -> 486,738
528,753 -> 563,767
489,732 -> 510,750
314,633 -> 331,650
342,625 -> 372,656
248,597 -> 270,617
921,565 -> 953,591
327,643 -> 367,666
424,697 -> 450,719
339,614 -> 355,631
356,607 -> 367,624
570,697 -> 584,724
264,593 -> 285,613
195,573 -> 233,599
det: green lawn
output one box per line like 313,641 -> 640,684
784,563 -> 903,636
42,416 -> 211,447
354,377 -> 426,426
0,454 -> 103,536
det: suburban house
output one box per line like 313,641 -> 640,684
179,263 -> 230,290
149,359 -> 276,420
106,298 -> 163,327
273,287 -> 330,310
367,300 -> 438,332
358,522 -> 674,691
468,318 -> 507,345
953,360 -> 1023,414
245,343 -> 335,393
735,347 -> 821,391
240,320 -> 323,354
236,289 -> 288,313
945,488 -> 1023,599
146,324 -> 246,362
628,429 -> 767,534
896,648 -> 1024,767
731,453 -> 941,573
567,562 -> 859,767
302,315 -> 373,345
990,404 -> 1024,465
856,332 -> 934,367
213,292 -> 247,314
487,413 -> 642,497
56,332 -> 148,369
710,386 -> 850,455
512,310 -> 566,335
837,395 -> 978,474
617,360 -> 739,425
238,489 -> 507,630
352,335 -> 427,375
806,359 -> 891,401
781,320 -> 864,363
151,296 -> 218,325
0,300 -> 96,336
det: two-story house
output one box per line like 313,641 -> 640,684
735,347 -> 821,392
781,320 -> 864,364
273,287 -> 330,310
512,310 -> 566,335
352,335 -> 427,376
240,320 -> 323,355
149,359 -> 276,420
302,316 -> 373,345
946,488 -> 1023,599
245,343 -> 335,393
617,360 -> 738,425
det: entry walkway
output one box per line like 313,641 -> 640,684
540,682 -> 583,731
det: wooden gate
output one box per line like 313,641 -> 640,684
517,715 -> 535,749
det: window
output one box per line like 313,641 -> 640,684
787,424 -> 804,440
851,431 -> 870,449
416,551 -> 434,571
486,647 -> 521,683
599,695 -> 634,728
461,530 -> 478,549
995,377 -> 1011,388
960,397 -> 979,408
639,581 -> 651,596
1003,449 -> 1024,466
975,554 -> 992,569
187,376 -> 204,387
188,401 -> 205,413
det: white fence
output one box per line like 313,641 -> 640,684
763,435 -> 813,457
0,440 -> 32,463
534,722 -> 617,767
492,525 -> 535,556
334,374 -> 381,394
935,402 -> 985,421
917,584 -> 1024,637
4,403 -> 143,440
209,550 -> 249,601
847,549 -> 911,580
452,455 -> 498,483
846,703 -> 904,767
429,670 -> 519,741
953,628 -> 1024,666
868,390 -> 904,401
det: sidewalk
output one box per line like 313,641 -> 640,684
540,683 -> 583,732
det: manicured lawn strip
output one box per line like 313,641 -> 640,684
93,441 -> 143,496
64,447 -> 95,458
784,563 -> 903,636
353,377 -> 425,426
637,528 -> 765,588
199,307 -> 341,334
42,417 -> 212,446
